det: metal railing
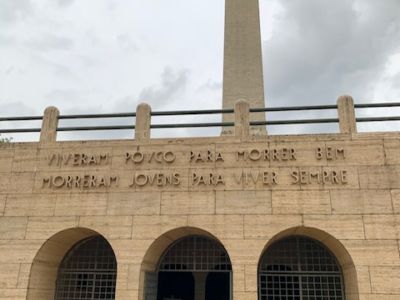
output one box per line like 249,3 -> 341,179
1,100 -> 400,140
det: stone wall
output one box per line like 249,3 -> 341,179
0,100 -> 399,299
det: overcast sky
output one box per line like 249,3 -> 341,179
1,0 -> 400,140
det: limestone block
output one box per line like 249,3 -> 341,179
350,266 -> 371,295
25,216 -> 78,240
359,165 -> 400,189
108,192 -> 161,215
390,189 -> 400,213
244,215 -> 302,239
272,190 -> 331,215
359,294 -> 400,300
0,196 -> 5,216
232,292 -> 258,300
244,264 -> 257,292
216,190 -> 271,214
127,264 -> 141,291
187,215 -> 244,239
25,289 -> 54,300
0,217 -> 27,239
132,215 -> 188,240
303,215 -> 365,240
331,190 -> 392,214
0,149 -> 13,172
370,267 -> 400,294
9,172 -> 35,193
326,140 -> 384,166
78,216 -> 132,239
0,288 -> 26,299
111,239 -> 151,264
342,240 -> 400,266
4,194 -> 56,216
12,148 -> 38,172
0,264 -> 19,288
232,264 -> 245,292
56,146 -> 114,171
55,193 -> 107,216
384,139 -> 400,165
0,240 -> 42,264
17,263 -> 31,289
161,191 -> 215,215
363,215 -> 399,240
223,239 -> 266,266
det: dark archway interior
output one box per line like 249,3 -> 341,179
157,272 -> 194,300
154,235 -> 232,300
205,272 -> 231,300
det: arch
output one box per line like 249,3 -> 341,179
139,227 -> 232,300
258,227 -> 359,300
27,227 -> 117,300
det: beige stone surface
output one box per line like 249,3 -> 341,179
161,191 -> 215,215
108,192 -> 161,215
0,264 -> 20,288
0,240 -> 42,264
384,139 -> 400,165
244,215 -> 302,239
390,189 -> 400,213
132,215 -> 188,240
370,267 -> 400,294
272,190 -> 331,214
216,190 -> 271,214
25,216 -> 78,240
0,196 -> 5,216
331,190 -> 392,214
188,215 -> 244,239
5,194 -> 56,217
78,216 -> 133,239
363,215 -> 399,240
342,240 -> 400,266
0,149 -> 14,172
55,193 -> 107,216
303,215 -> 365,239
0,217 -> 27,240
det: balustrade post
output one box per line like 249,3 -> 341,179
135,103 -> 151,142
234,99 -> 250,140
40,106 -> 59,143
337,95 -> 357,134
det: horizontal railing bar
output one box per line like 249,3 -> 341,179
355,102 -> 400,108
356,116 -> 400,122
251,104 -> 338,112
2,103 -> 400,122
0,128 -> 42,133
57,125 -> 135,131
151,122 -> 234,129
58,113 -> 136,119
251,118 -> 339,126
0,116 -> 43,121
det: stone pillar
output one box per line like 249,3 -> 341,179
337,95 -> 357,134
193,272 -> 208,300
223,0 -> 266,135
135,103 -> 151,142
234,100 -> 250,140
40,106 -> 59,143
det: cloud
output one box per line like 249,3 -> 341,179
0,0 -> 32,25
263,0 -> 400,106
138,67 -> 189,109
25,35 -> 74,52
56,0 -> 74,7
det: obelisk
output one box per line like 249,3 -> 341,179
222,0 -> 266,135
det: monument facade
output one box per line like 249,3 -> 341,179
0,0 -> 399,299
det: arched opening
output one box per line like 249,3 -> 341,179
27,228 -> 117,300
54,236 -> 117,300
257,227 -> 359,300
140,227 -> 232,300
